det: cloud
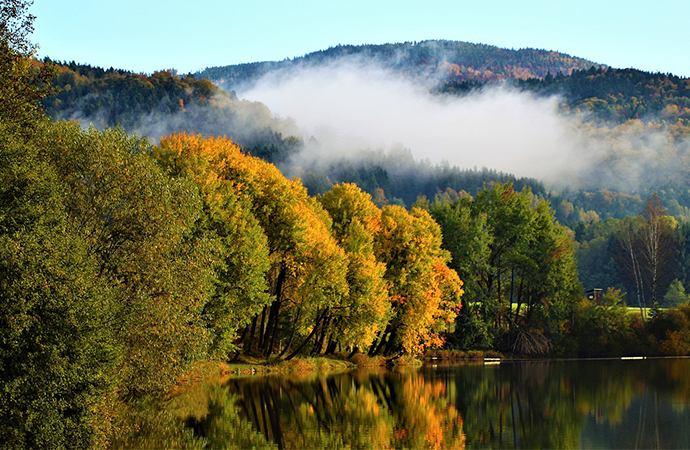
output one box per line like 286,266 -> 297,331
239,59 -> 590,187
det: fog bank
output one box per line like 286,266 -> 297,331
239,60 -> 593,188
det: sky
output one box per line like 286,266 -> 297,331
30,0 -> 690,78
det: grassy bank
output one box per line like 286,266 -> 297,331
424,349 -> 504,361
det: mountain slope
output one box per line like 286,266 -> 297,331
196,40 -> 604,90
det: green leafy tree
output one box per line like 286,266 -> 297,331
664,279 -> 689,306
0,0 -> 54,131
430,193 -> 493,348
432,183 -> 581,354
38,123 -> 217,394
0,124 -> 118,447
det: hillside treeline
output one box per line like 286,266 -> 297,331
298,147 -> 547,206
518,67 -> 690,133
42,60 -> 303,163
196,40 -> 601,90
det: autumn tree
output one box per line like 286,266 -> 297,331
372,205 -> 463,356
156,134 -> 349,359
153,133 -> 271,358
318,183 -> 390,353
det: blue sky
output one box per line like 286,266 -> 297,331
30,0 -> 690,77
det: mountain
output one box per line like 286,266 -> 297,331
195,40 -> 604,91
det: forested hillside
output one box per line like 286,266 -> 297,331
196,40 -> 602,90
42,61 -> 303,162
443,66 -> 690,135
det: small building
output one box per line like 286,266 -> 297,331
585,288 -> 603,304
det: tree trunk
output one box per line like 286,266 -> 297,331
278,307 -> 301,358
285,309 -> 328,360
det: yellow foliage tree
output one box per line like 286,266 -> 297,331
156,133 -> 348,358
373,205 -> 464,356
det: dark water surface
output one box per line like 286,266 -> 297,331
116,358 -> 690,449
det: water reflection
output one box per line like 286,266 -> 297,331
115,358 -> 690,449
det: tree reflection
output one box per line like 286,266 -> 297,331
116,359 -> 690,449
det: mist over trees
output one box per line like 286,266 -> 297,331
42,61 -> 304,163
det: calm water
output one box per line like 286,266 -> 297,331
116,358 -> 690,449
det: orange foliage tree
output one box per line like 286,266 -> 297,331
155,133 -> 348,358
372,205 -> 464,356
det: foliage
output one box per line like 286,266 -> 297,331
515,67 -> 690,131
664,279 -> 690,306
318,183 -> 391,350
373,205 -> 464,356
42,61 -> 303,163
198,40 -> 599,91
156,133 -> 350,360
0,122 -> 118,447
568,293 -> 642,357
37,123 -> 218,394
0,0 -> 54,132
431,183 -> 582,354
153,132 -> 271,358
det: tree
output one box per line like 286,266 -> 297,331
639,193 -> 678,317
373,205 -> 463,356
614,194 -> 679,319
39,123 -> 218,394
664,279 -> 689,307
0,123 -> 118,447
153,132 -> 272,358
430,193 -> 493,348
431,183 -> 581,354
156,134 -> 349,359
318,183 -> 390,352
0,0 -> 54,131
614,216 -> 647,317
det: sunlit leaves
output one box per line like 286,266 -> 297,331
319,183 -> 390,350
155,133 -> 271,356
375,205 -> 463,355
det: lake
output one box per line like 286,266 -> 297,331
115,357 -> 690,449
